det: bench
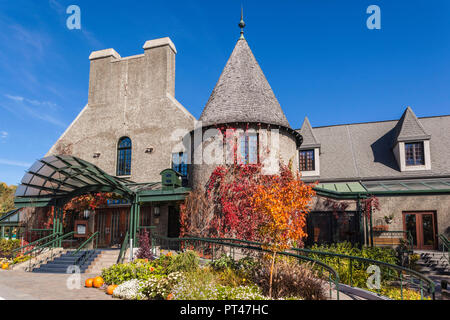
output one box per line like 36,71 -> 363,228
373,237 -> 402,246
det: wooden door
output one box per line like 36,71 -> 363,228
403,212 -> 437,250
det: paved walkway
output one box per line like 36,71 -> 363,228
0,269 -> 114,300
0,269 -> 371,300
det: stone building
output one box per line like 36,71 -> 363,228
300,107 -> 450,249
13,17 -> 450,250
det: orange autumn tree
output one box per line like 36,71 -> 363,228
252,176 -> 316,297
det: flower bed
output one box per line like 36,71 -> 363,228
101,251 -> 322,300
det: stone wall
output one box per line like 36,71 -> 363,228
190,124 -> 299,191
373,194 -> 450,237
47,38 -> 196,183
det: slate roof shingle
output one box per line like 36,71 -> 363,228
299,117 -> 321,149
394,106 -> 431,143
199,39 -> 291,128
297,111 -> 450,182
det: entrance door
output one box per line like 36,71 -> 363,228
167,206 -> 180,238
95,208 -> 128,248
403,212 -> 437,250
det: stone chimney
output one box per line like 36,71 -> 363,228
143,37 -> 177,97
87,37 -> 177,106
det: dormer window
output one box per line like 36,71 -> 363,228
298,117 -> 321,177
392,107 -> 431,172
405,142 -> 424,166
299,149 -> 315,171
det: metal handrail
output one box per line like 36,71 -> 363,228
176,235 -> 434,300
151,234 -> 341,300
72,232 -> 99,256
23,232 -> 75,256
73,232 -> 99,268
12,232 -> 59,255
438,234 -> 449,264
117,231 -> 129,264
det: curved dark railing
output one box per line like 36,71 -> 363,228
151,234 -> 341,300
152,235 -> 434,300
292,247 -> 435,300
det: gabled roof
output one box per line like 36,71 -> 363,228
299,117 -> 320,149
394,107 -> 431,143
199,39 -> 290,128
296,113 -> 450,182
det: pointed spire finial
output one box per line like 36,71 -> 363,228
238,5 -> 245,39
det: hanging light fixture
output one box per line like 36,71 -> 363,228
83,209 -> 92,219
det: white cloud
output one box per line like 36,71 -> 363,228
0,158 -> 31,168
4,94 -> 58,110
4,94 -> 24,102
0,131 -> 8,139
2,93 -> 65,127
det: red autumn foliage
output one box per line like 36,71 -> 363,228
41,193 -> 119,229
180,161 -> 315,243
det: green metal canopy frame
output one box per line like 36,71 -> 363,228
13,155 -> 191,248
14,155 -> 135,208
13,155 -> 140,246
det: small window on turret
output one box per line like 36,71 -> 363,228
239,132 -> 258,164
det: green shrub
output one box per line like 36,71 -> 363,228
170,268 -> 267,300
378,286 -> 430,300
0,239 -> 21,258
167,250 -> 199,273
209,254 -> 237,271
152,252 -> 174,269
12,254 -> 31,265
101,259 -> 165,285
307,242 -> 400,289
309,242 -> 397,264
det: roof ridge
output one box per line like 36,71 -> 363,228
294,113 -> 450,131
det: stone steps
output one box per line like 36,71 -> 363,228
415,250 -> 450,300
85,249 -> 120,274
32,249 -> 101,273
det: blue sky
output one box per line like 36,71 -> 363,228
0,0 -> 449,185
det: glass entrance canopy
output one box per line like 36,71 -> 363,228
14,155 -> 135,207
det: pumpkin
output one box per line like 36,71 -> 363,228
1,263 -> 9,270
106,284 -> 118,295
93,276 -> 104,288
85,278 -> 94,287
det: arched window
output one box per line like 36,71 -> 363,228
117,137 -> 132,176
